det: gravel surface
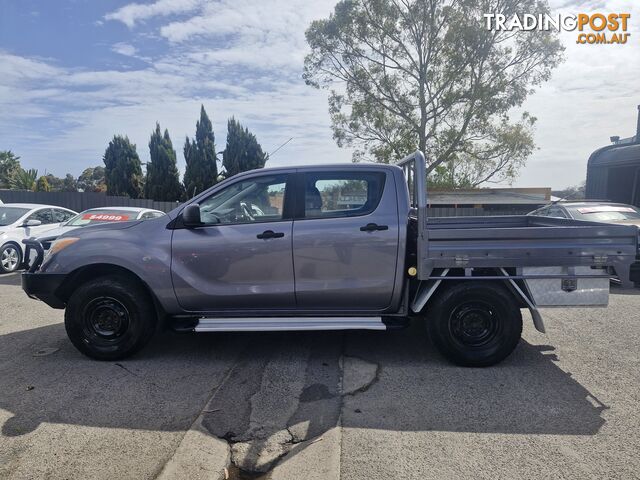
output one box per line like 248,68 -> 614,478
1,275 -> 638,479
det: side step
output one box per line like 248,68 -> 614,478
194,316 -> 387,332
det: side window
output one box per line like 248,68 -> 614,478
303,172 -> 385,219
140,211 -> 165,220
198,174 -> 288,226
28,209 -> 54,224
53,209 -> 74,222
534,207 -> 549,216
547,206 -> 568,218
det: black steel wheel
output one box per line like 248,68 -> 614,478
65,275 -> 157,360
426,282 -> 522,367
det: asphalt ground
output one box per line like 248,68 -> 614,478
1,273 -> 639,479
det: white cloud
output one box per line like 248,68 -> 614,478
5,0 -> 640,191
111,42 -> 138,57
513,0 -> 640,188
104,0 -> 203,28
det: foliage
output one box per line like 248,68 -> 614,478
222,117 -> 269,178
304,0 -> 563,186
44,173 -> 78,192
145,123 -> 184,202
0,150 -> 21,188
8,168 -> 38,191
35,175 -> 51,192
103,135 -> 144,198
184,105 -> 218,198
77,166 -> 107,193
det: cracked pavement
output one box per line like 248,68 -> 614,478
1,277 -> 640,479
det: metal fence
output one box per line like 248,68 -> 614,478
0,190 -> 181,213
0,190 -> 534,217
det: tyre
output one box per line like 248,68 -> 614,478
64,275 -> 157,360
0,243 -> 22,273
426,282 -> 523,367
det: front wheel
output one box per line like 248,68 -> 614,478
0,243 -> 22,273
426,282 -> 523,367
65,275 -> 157,360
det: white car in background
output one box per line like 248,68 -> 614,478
0,204 -> 77,273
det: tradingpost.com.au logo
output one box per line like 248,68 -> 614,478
483,13 -> 631,45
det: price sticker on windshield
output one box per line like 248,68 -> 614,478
577,206 -> 635,214
82,213 -> 130,222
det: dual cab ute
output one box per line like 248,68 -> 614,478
22,152 -> 640,366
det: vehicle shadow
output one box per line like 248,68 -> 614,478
0,322 -> 607,473
610,284 -> 640,296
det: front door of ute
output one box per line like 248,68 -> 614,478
171,173 -> 295,311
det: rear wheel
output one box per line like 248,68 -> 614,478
65,275 -> 156,360
0,243 -> 22,273
426,282 -> 522,367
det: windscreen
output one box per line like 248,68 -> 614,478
569,205 -> 640,221
66,209 -> 136,226
0,207 -> 30,226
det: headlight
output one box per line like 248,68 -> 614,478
46,237 -> 80,258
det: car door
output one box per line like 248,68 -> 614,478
171,172 -> 295,312
292,169 -> 400,311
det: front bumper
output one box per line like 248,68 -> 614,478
22,272 -> 67,309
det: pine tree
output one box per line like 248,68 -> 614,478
222,117 -> 268,178
145,123 -> 184,201
103,135 -> 144,198
183,105 -> 218,198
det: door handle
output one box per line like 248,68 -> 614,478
257,230 -> 285,239
360,223 -> 389,232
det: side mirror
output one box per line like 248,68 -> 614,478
182,204 -> 202,228
23,219 -> 42,227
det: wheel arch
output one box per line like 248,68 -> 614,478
57,263 -> 166,322
411,269 -> 539,328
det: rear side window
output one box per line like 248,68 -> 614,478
302,172 -> 385,219
53,209 -> 74,222
140,211 -> 165,220
547,206 -> 568,218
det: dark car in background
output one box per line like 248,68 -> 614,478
529,201 -> 640,284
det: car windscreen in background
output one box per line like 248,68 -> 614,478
570,206 -> 640,221
0,207 -> 30,226
66,210 -> 136,226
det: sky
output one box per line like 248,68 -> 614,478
0,0 -> 639,190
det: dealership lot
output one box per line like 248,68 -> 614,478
1,276 -> 639,480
